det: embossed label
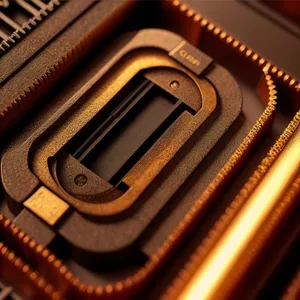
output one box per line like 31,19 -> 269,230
170,41 -> 212,75
179,49 -> 200,66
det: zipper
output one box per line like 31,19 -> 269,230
170,0 -> 300,93
0,1 -> 290,298
0,71 -> 278,299
162,111 -> 300,299
0,1 -> 135,134
0,223 -> 62,299
0,0 -> 62,55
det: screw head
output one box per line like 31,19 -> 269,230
74,174 -> 87,186
170,80 -> 180,90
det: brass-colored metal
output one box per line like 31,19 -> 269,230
0,237 -> 62,299
163,74 -> 293,300
162,74 -> 278,300
0,71 -> 277,300
177,122 -> 300,300
24,187 -> 69,226
0,0 -> 62,55
170,0 -> 300,92
0,9 -> 286,298
31,49 -> 217,216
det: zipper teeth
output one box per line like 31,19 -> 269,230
0,12 -> 101,133
0,0 -> 62,55
0,1 -> 287,297
0,238 -> 62,299
0,50 -> 70,130
162,110 -> 300,300
0,0 -> 134,133
0,72 -> 277,298
2,0 -> 295,131
167,1 -> 300,297
171,0 -> 300,93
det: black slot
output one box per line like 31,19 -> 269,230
82,83 -> 179,182
73,79 -> 152,161
66,77 -> 148,159
108,101 -> 188,186
65,75 -> 194,186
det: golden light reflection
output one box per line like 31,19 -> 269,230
179,124 -> 300,300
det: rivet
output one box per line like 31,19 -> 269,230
74,174 -> 87,186
170,80 -> 180,90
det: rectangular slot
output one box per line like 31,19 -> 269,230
83,82 -> 179,183
65,76 -> 192,186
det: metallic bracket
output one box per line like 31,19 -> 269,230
31,50 -> 216,216
24,187 -> 69,226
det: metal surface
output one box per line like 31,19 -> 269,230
0,0 -> 62,55
175,115 -> 300,300
0,26 -> 246,296
2,0 -> 298,297
182,0 -> 300,84
31,50 -> 216,216
171,0 -> 300,92
24,187 -> 69,226
0,0 -> 133,133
